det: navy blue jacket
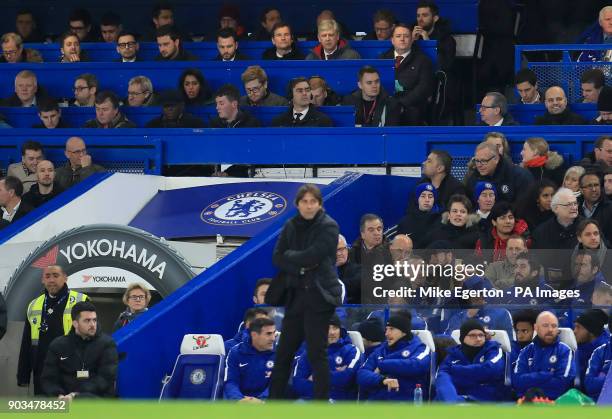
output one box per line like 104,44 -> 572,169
224,328 -> 249,355
292,330 -> 363,400
435,340 -> 505,402
357,335 -> 430,401
444,307 -> 514,341
513,336 -> 576,399
584,335 -> 612,400
223,337 -> 275,400
572,272 -> 609,306
577,330 -> 610,387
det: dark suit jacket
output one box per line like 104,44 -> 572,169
270,105 -> 333,127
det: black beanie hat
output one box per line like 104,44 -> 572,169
387,312 -> 412,335
459,319 -> 486,343
357,318 -> 385,342
329,313 -> 342,328
598,85 -> 612,112
575,309 -> 608,337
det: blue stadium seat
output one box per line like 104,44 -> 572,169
347,330 -> 365,354
159,334 -> 226,400
412,329 -> 436,401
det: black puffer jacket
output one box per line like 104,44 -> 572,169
41,329 -> 118,398
428,213 -> 481,249
273,209 -> 342,311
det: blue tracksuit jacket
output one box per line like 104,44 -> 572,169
357,334 -> 431,401
584,335 -> 612,401
223,337 -> 275,400
513,336 -> 576,399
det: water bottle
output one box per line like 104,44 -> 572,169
414,384 -> 423,405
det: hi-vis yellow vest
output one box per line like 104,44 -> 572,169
26,290 -> 88,345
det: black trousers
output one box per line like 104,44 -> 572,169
269,288 -> 334,400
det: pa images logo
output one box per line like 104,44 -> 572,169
201,192 -> 287,226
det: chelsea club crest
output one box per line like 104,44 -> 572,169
201,192 -> 287,226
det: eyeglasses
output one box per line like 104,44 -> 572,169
73,86 -> 90,92
245,85 -> 263,94
474,156 -> 496,165
128,295 -> 146,301
118,42 -> 137,49
128,90 -> 148,97
581,183 -> 600,190
557,201 -> 578,207
67,148 -> 86,155
3,49 -> 19,56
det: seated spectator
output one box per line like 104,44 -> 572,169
520,137 -> 565,185
574,219 -> 612,275
435,319 -> 505,402
116,31 -> 140,62
262,22 -> 305,60
224,308 -> 270,354
429,194 -> 480,249
34,98 -> 71,129
485,235 -> 528,290
336,234 -> 360,304
476,201 -> 531,263
15,9 -> 44,43
217,5 -> 247,40
473,181 -> 496,232
605,167 -> 612,200
397,183 -> 442,249
1,32 -> 42,63
465,142 -> 534,204
532,188 -> 582,287
584,312 -> 612,400
390,234 -> 413,264
595,85 -> 612,125
251,278 -> 284,329
41,301 -> 118,400
479,92 -> 518,126
364,9 -> 396,41
572,250 -> 610,305
293,314 -> 362,400
310,10 -> 353,42
0,176 -> 33,229
581,135 -> 612,169
514,68 -> 542,104
155,25 -> 197,61
7,140 -> 43,193
3,70 -> 46,107
513,311 -> 576,400
84,91 -> 137,128
22,160 -> 64,209
177,68 -> 211,106
357,318 -> 385,358
239,66 -> 287,107
99,12 -> 122,43
271,78 -> 333,127
578,171 -> 612,240
505,252 -> 553,305
581,69 -> 605,104
71,73 -> 98,107
418,150 -> 467,211
535,86 -> 588,125
484,131 -> 512,161
55,137 -> 105,189
148,3 -> 175,40
251,8 -> 281,41
127,76 -> 156,107
577,6 -> 612,62
357,312 -> 430,401
563,166 -> 586,198
380,23 -> 433,125
223,317 -> 276,402
342,66 -> 401,127
68,9 -> 96,42
516,179 -> 557,232
215,28 -> 249,61
210,84 -> 261,128
112,283 -> 150,331
309,76 -> 342,106
574,309 -> 609,386
145,90 -> 206,128
413,1 -> 456,72
306,19 -> 360,60
59,32 -> 88,63
510,310 -> 538,366
443,277 -> 514,338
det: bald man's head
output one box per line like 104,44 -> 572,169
36,159 -> 55,186
544,86 -> 568,115
390,234 -> 413,262
64,136 -> 87,167
535,311 -> 559,344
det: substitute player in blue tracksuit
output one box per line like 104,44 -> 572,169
224,317 -> 276,401
513,311 -> 576,400
292,315 -> 362,400
573,309 -> 610,387
224,307 -> 270,354
584,313 -> 612,401
357,312 -> 431,401
435,319 -> 506,402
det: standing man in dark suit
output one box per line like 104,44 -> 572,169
268,184 -> 343,400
